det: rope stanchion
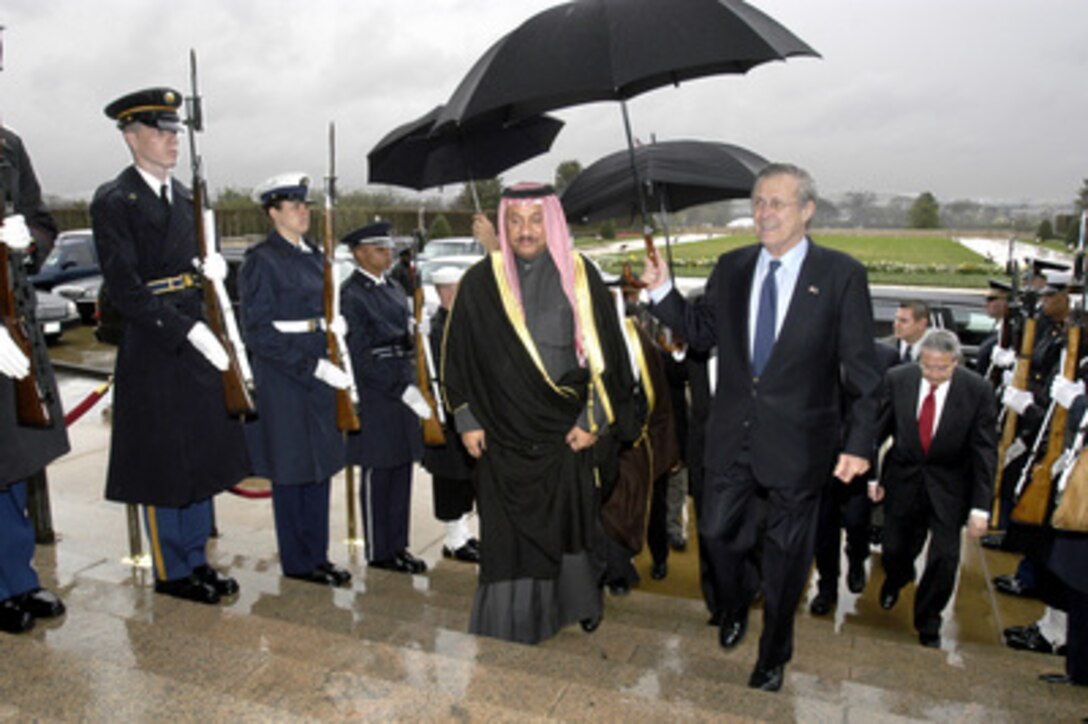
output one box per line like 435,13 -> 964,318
63,378 -> 112,427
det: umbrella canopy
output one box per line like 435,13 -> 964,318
561,140 -> 769,223
367,104 -> 565,191
435,0 -> 818,129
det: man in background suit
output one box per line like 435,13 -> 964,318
642,163 -> 881,692
874,329 -> 996,648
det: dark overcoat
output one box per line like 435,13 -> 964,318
238,232 -> 344,484
90,166 -> 249,506
341,270 -> 421,469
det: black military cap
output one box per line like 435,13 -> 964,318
1031,258 -> 1070,275
104,87 -> 184,131
985,279 -> 1012,300
343,221 -> 393,249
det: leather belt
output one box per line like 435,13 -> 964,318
146,273 -> 201,295
273,318 -> 324,334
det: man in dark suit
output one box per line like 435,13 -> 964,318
642,163 -> 881,692
873,329 -> 997,648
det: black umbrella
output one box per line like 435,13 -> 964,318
560,139 -> 768,223
433,0 -> 816,254
367,105 -> 564,211
436,0 -> 817,128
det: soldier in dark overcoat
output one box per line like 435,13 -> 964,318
238,173 -> 351,587
90,88 -> 249,604
341,222 -> 426,574
0,129 -> 69,632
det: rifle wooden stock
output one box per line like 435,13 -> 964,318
192,181 -> 255,417
322,201 -> 360,433
992,316 -> 1036,526
413,287 -> 446,446
1013,325 -> 1081,526
0,243 -> 51,428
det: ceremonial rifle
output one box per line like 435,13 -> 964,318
991,278 -> 1038,529
185,50 -> 255,417
1012,211 -> 1087,525
413,287 -> 446,446
0,137 -> 50,428
323,122 -> 360,432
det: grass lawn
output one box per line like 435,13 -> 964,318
594,233 -> 999,288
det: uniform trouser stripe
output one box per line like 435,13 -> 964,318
364,467 -> 375,561
145,506 -> 168,581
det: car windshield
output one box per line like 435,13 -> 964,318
41,233 -> 95,270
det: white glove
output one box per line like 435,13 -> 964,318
0,326 -> 30,379
991,346 -> 1016,369
401,384 -> 432,419
0,214 -> 33,251
1050,376 -> 1085,410
320,315 -> 348,337
1001,386 -> 1033,415
1001,370 -> 1014,388
314,359 -> 352,390
418,313 -> 431,338
197,252 -> 228,282
187,322 -> 229,371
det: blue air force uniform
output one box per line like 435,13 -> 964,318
91,89 -> 249,600
341,223 -> 424,570
239,174 -> 348,585
0,126 -> 69,633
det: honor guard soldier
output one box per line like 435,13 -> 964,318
1,178 -> 68,632
238,173 -> 352,587
421,265 -> 479,563
341,222 -> 427,574
91,87 -> 249,604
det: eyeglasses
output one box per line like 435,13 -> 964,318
751,198 -> 796,213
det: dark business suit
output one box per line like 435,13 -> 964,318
879,364 -> 997,639
652,239 -> 880,670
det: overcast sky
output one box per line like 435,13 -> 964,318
1,0 -> 1084,206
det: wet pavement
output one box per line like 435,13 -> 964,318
3,331 -> 1085,721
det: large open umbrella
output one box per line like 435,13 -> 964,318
561,139 -> 768,223
367,104 -> 564,211
434,0 -> 816,257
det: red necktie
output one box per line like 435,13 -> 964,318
918,385 -> 936,454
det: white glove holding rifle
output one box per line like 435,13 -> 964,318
991,346 -> 1016,369
401,383 -> 432,419
1050,376 -> 1085,410
314,359 -> 352,390
0,214 -> 33,251
187,321 -> 229,371
196,252 -> 228,282
1001,386 -> 1033,416
0,326 -> 30,379
321,315 -> 347,337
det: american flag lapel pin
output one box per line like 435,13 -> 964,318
808,285 -> 820,295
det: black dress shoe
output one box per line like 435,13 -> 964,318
748,664 -> 785,692
650,560 -> 668,580
847,563 -> 867,594
580,614 -> 602,633
465,537 -> 480,551
719,608 -> 748,649
919,631 -> 940,648
993,574 -> 1036,598
1004,624 -> 1055,654
0,598 -> 34,634
286,568 -> 340,586
809,592 -> 835,616
879,583 -> 899,610
370,550 -> 427,574
668,534 -> 687,552
317,562 -> 352,586
607,579 -> 631,596
154,574 -> 220,604
980,532 -> 1006,550
17,588 -> 66,618
1039,672 -> 1073,685
442,543 -> 481,563
193,565 -> 239,596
